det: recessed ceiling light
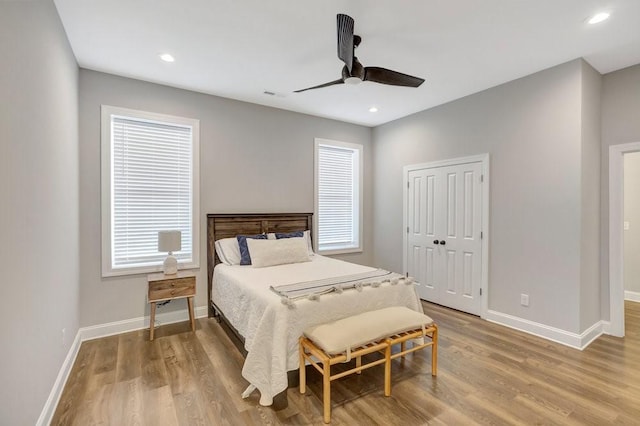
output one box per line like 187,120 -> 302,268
369,106 -> 378,113
588,12 -> 610,24
159,53 -> 175,62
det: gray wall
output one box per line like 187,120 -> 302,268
600,63 -> 640,318
0,1 -> 79,425
579,61 -> 602,331
79,70 -> 372,327
372,59 -> 593,333
624,152 -> 640,294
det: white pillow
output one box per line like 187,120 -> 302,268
269,230 -> 314,255
247,237 -> 311,268
303,230 -> 314,255
214,237 -> 242,265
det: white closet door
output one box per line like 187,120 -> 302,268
407,161 -> 483,315
407,168 -> 440,303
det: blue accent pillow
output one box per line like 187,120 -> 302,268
275,231 -> 304,239
237,234 -> 267,265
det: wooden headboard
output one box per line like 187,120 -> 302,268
206,213 -> 313,317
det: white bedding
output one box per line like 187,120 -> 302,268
211,255 -> 423,405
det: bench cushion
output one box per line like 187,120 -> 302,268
303,306 -> 434,355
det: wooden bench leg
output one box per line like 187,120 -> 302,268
323,360 -> 331,424
384,342 -> 391,397
400,341 -> 406,357
432,325 -> 438,376
299,339 -> 306,394
356,356 -> 362,374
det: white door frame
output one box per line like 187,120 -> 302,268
609,142 -> 640,337
403,153 -> 490,318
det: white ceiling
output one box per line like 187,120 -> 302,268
54,0 -> 640,127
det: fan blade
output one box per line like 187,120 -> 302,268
337,14 -> 354,73
364,67 -> 425,87
294,79 -> 344,93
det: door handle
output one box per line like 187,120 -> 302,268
439,240 -> 446,245
433,240 -> 440,245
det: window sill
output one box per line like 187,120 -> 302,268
102,262 -> 200,278
317,247 -> 363,256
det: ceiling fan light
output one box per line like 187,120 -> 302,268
344,77 -> 362,85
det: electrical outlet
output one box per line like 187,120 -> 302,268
520,294 -> 529,307
624,221 -> 630,230
61,328 -> 66,346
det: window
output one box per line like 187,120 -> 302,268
314,138 -> 363,254
101,106 -> 200,277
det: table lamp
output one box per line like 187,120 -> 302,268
158,230 -> 181,275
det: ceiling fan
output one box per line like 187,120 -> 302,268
295,14 -> 425,93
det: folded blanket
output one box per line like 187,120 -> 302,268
270,269 -> 412,302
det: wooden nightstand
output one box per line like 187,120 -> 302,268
147,270 -> 196,341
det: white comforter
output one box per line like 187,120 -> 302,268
211,255 -> 423,405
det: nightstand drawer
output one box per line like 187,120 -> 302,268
148,277 -> 195,301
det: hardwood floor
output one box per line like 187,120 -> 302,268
52,301 -> 640,425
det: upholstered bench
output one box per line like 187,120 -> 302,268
299,306 -> 438,423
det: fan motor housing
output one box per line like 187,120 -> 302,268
342,59 -> 365,82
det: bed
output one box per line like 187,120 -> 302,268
206,213 -> 423,406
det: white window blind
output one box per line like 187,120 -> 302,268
101,106 -> 200,276
315,139 -> 363,253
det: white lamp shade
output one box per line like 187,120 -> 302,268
158,230 -> 182,253
159,230 -> 181,275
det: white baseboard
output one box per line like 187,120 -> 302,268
579,320 -> 605,349
484,310 -> 604,350
80,305 -> 209,341
624,290 -> 640,302
36,330 -> 82,426
38,305 -> 209,425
